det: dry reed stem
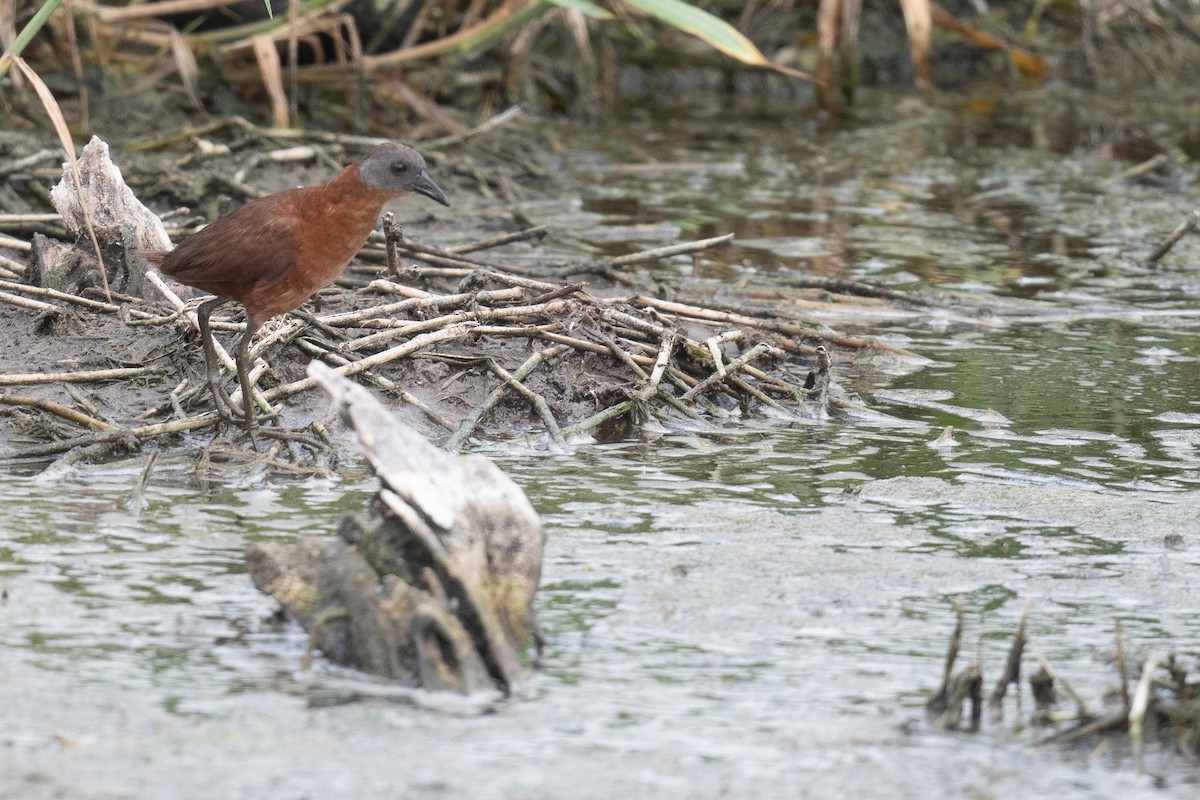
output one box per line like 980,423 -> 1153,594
1031,651 -> 1091,718
0,290 -> 61,315
680,342 -> 775,402
322,286 -> 525,328
0,393 -> 115,430
10,57 -> 111,302
445,344 -> 566,452
264,321 -> 478,402
0,366 -> 157,386
1130,658 -> 1159,774
291,336 -> 456,431
0,411 -> 221,460
488,359 -> 567,448
94,0 -> 243,23
0,279 -> 120,312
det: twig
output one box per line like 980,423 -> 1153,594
644,331 -> 675,395
343,299 -> 575,353
0,148 -> 60,179
0,393 -> 116,430
323,286 -> 525,328
569,233 -> 735,274
263,322 -> 479,403
629,294 -> 897,354
124,446 -> 160,511
988,597 -> 1031,714
1130,658 -> 1159,774
0,366 -> 158,386
246,318 -> 308,363
525,282 -> 586,305
680,342 -> 775,402
372,260 -> 561,293
0,279 -> 120,312
0,290 -> 62,315
0,411 -> 221,461
1115,153 -> 1170,183
390,239 -> 508,270
1116,619 -> 1132,716
422,104 -> 523,150
727,375 -> 788,412
292,336 -> 456,431
559,400 -> 634,438
0,234 -> 32,252
487,360 -> 567,448
383,211 -> 404,277
619,331 -> 710,424
0,212 -> 63,227
363,279 -> 433,300
0,253 -> 26,276
1031,651 -> 1090,718
1144,209 -> 1200,266
445,345 -> 566,451
1038,709 -> 1127,746
944,600 -> 964,690
446,225 -> 547,254
777,274 -> 929,305
704,330 -> 745,377
597,332 -> 649,381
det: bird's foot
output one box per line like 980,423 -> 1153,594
210,386 -> 246,424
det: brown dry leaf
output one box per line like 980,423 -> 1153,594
251,34 -> 289,128
816,0 -> 840,104
168,27 -> 202,107
931,2 -> 1048,80
10,57 -> 111,301
560,7 -> 594,68
897,0 -> 933,87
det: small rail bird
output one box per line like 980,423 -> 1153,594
144,142 -> 448,442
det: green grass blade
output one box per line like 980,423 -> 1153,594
547,0 -> 613,19
0,0 -> 65,80
623,0 -> 770,66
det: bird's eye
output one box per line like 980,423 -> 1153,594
390,162 -> 408,174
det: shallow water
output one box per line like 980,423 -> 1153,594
5,89 -> 1200,798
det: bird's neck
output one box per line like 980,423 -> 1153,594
303,163 -> 398,260
323,162 -> 398,211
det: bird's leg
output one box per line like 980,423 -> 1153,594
196,298 -> 243,422
235,319 -> 265,448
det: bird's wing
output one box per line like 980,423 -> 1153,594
157,195 -> 299,289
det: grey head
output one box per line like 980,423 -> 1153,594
357,142 -> 449,206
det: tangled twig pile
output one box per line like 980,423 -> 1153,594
0,137 -> 922,467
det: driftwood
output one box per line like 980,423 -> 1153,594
30,136 -> 170,297
245,361 -> 544,695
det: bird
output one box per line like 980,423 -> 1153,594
143,142 -> 449,443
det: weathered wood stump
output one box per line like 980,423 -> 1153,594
30,136 -> 169,297
246,361 -> 544,695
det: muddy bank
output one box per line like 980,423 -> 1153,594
0,123 -> 935,465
